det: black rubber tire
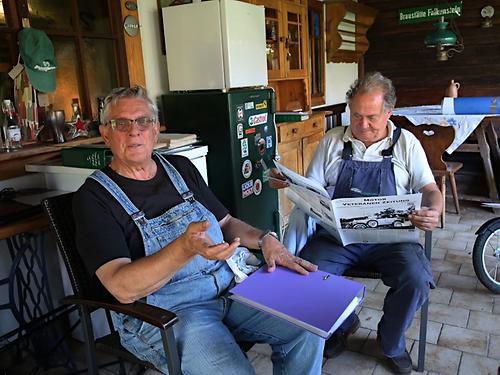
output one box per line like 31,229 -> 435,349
392,220 -> 403,228
353,223 -> 367,229
472,219 -> 500,294
367,220 -> 378,228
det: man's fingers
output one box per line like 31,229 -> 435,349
187,220 -> 210,234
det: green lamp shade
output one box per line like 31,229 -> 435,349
425,20 -> 457,47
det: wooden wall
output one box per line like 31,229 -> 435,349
359,0 -> 500,107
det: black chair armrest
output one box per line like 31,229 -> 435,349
61,295 -> 178,330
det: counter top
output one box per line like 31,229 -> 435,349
0,136 -> 104,162
275,111 -> 330,127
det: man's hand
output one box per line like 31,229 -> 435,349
181,221 -> 240,260
260,235 -> 318,275
409,207 -> 440,231
269,168 -> 289,189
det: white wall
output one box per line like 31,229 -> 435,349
138,0 -> 170,100
324,62 -> 357,124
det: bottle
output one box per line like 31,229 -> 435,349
1,99 -> 22,151
97,96 -> 105,124
71,98 -> 82,121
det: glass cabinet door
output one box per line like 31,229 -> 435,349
283,2 -> 307,78
255,0 -> 284,80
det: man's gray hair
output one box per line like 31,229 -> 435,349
102,85 -> 159,123
346,72 -> 397,112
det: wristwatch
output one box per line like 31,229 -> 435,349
258,230 -> 279,249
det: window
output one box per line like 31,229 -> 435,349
0,0 -> 127,122
308,0 -> 325,107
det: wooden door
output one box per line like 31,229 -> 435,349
283,2 -> 308,78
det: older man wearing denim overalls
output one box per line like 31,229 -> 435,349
271,72 -> 442,374
74,86 -> 324,374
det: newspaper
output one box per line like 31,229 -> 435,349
274,161 -> 422,245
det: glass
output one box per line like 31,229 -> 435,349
287,11 -> 303,70
77,0 -> 111,33
28,0 -> 74,31
82,38 -> 118,118
108,117 -> 156,132
48,38 -> 82,121
0,1 -> 6,25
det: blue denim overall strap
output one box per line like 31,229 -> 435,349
333,127 -> 401,199
88,155 -> 234,311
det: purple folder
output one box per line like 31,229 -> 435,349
229,266 -> 365,338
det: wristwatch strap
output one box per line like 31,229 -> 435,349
258,230 -> 278,249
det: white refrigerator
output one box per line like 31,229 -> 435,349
163,0 -> 268,91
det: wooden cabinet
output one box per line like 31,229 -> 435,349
254,0 -> 308,79
248,0 -> 310,112
276,112 -> 326,225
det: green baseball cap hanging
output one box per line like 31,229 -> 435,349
18,28 -> 57,93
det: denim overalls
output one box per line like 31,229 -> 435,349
89,153 -> 324,374
300,127 -> 434,358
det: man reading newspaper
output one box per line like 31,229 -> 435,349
270,72 -> 442,374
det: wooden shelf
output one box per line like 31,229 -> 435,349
0,136 -> 104,181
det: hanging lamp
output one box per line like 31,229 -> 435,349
424,16 -> 464,61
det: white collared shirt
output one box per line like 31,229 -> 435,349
306,120 -> 435,198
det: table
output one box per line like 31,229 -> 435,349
392,106 -> 499,203
0,209 -> 77,371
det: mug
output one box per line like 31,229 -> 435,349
445,80 -> 460,98
46,110 -> 66,143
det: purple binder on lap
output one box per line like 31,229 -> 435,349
229,266 -> 365,338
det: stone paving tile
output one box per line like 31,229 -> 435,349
431,259 -> 461,274
250,353 -> 272,374
429,287 -> 453,304
432,229 -> 455,240
373,364 -> 429,374
442,222 -> 474,233
458,352 -> 500,375
458,262 -> 476,277
430,246 -> 447,260
494,300 -> 500,315
488,334 -> 500,360
406,318 -> 442,344
248,343 -> 271,356
409,343 -> 462,375
453,231 -> 480,243
468,311 -> 500,334
436,238 -> 469,252
362,290 -> 386,310
358,307 -> 383,331
450,290 -> 494,312
374,282 -> 390,294
437,272 -> 478,292
346,327 -> 371,352
445,250 -> 473,265
438,325 -> 488,356
322,350 -> 378,375
428,302 -> 469,327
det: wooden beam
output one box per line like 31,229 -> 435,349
119,0 -> 145,87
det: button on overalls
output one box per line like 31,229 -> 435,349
300,127 -> 435,357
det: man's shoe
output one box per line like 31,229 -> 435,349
323,315 -> 361,358
386,350 -> 413,374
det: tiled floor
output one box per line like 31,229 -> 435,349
3,201 -> 499,375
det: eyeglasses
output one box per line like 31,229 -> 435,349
107,117 -> 156,132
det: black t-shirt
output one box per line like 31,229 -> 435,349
73,154 -> 228,277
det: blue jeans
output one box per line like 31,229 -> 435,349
118,297 -> 324,374
300,227 -> 434,357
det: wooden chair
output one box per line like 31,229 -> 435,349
42,192 -> 181,375
396,119 -> 463,227
344,231 -> 432,372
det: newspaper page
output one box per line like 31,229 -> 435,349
274,161 -> 421,245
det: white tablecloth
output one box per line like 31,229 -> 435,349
392,105 -> 486,153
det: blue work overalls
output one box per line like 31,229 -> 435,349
89,153 -> 324,374
300,128 -> 435,358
